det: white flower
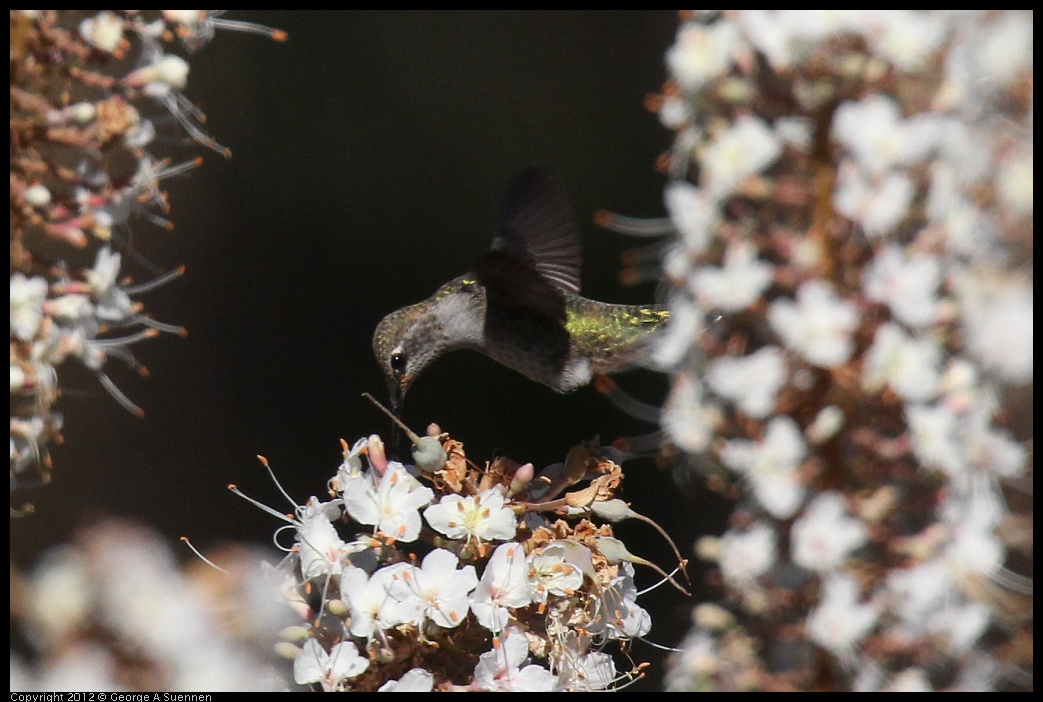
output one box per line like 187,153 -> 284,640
123,55 -> 190,93
23,183 -> 52,207
706,345 -> 786,419
806,404 -> 844,444
378,668 -> 434,692
933,120 -> 993,187
339,563 -> 421,638
833,95 -> 938,175
654,295 -> 703,369
862,323 -> 942,402
834,164 -> 915,238
657,93 -> 690,129
954,270 -> 1033,383
334,437 -> 370,483
996,145 -> 1033,216
719,522 -> 776,588
806,573 -> 879,659
884,668 -> 933,692
866,11 -> 948,72
666,21 -> 739,91
392,548 -> 478,629
927,164 -> 993,258
887,530 -> 994,654
473,626 -> 558,692
46,294 -> 93,324
768,280 -> 859,368
885,558 -> 953,636
774,116 -> 813,151
423,488 -> 517,544
46,101 -> 96,126
664,631 -> 720,690
701,115 -> 783,198
86,246 -> 135,322
791,492 -> 868,572
938,357 -> 980,409
527,541 -> 589,604
906,403 -> 965,479
962,412 -> 1027,484
720,416 -> 807,519
690,241 -> 774,312
341,462 -> 434,543
951,653 -> 1004,692
40,325 -> 103,371
931,601 -> 992,655
36,645 -> 122,693
79,11 -> 125,53
971,10 -> 1034,89
574,653 -> 616,691
781,10 -> 865,41
588,562 -> 651,641
470,542 -> 532,632
664,181 -> 719,257
863,245 -> 941,328
162,10 -> 204,25
294,638 -> 368,692
737,11 -> 865,71
941,491 -> 1004,581
296,499 -> 351,580
662,371 -> 715,453
556,649 -> 616,692
736,10 -> 799,70
12,417 -> 52,477
29,547 -> 91,642
11,274 -> 49,341
662,246 -> 691,284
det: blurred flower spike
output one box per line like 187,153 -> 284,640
240,430 -> 684,691
623,10 -> 1032,692
10,11 -> 284,503
9,520 -> 294,691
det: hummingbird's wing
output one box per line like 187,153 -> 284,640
475,168 -> 582,322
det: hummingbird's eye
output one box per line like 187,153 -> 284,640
390,353 -> 407,374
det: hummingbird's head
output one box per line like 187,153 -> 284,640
372,301 -> 445,415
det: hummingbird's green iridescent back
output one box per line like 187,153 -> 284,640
565,298 -> 670,371
372,168 -> 670,411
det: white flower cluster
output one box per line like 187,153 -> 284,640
10,520 -> 292,691
244,433 -> 665,691
10,11 -> 283,499
645,10 -> 1031,692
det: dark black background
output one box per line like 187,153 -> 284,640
12,12 -> 727,689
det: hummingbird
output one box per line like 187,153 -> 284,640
372,167 -> 669,414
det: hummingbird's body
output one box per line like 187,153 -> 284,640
373,168 -> 669,412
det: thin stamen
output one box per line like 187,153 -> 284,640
98,372 -> 144,416
594,375 -> 661,423
207,17 -> 288,41
180,536 -> 229,573
139,317 -> 188,336
257,455 -> 303,512
92,328 -> 159,348
595,210 -> 676,237
122,265 -> 185,294
228,482 -> 296,525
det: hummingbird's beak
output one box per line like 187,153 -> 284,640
387,378 -> 407,417
386,379 -> 407,447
